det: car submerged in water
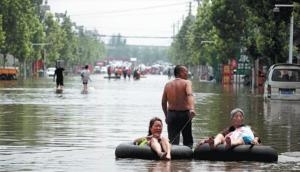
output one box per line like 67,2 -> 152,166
264,63 -> 300,101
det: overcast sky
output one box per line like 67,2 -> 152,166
47,0 -> 198,46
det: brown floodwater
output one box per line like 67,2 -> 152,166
0,74 -> 299,171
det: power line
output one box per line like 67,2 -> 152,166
70,2 -> 187,17
99,34 -> 174,39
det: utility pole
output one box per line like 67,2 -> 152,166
172,23 -> 175,38
189,2 -> 192,16
273,4 -> 297,64
194,0 -> 201,6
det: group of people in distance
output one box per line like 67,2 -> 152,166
134,65 -> 261,161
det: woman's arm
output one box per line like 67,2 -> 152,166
251,137 -> 261,144
250,126 -> 261,144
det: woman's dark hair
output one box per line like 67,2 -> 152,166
148,117 -> 162,136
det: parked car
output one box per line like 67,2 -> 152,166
46,67 -> 56,77
94,66 -> 101,74
264,63 -> 300,101
100,66 -> 108,74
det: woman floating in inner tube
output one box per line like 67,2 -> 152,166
198,108 -> 261,149
134,117 -> 171,160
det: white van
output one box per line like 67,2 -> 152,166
264,64 -> 300,101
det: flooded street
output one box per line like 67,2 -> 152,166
0,74 -> 300,171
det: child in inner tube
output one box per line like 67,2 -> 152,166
134,117 -> 171,160
198,108 -> 261,149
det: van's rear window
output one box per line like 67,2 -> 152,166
271,69 -> 300,82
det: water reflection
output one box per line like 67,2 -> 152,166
150,160 -> 192,172
263,100 -> 300,152
148,161 -> 173,172
150,161 -> 171,172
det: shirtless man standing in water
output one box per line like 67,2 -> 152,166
161,65 -> 196,148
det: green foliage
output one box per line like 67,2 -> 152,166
44,13 -> 65,64
1,0 -> 38,62
0,15 -> 5,50
169,15 -> 195,65
169,0 -> 300,67
170,0 -> 249,66
76,29 -> 105,65
59,15 -> 76,64
0,1 -> 106,74
210,0 -> 247,62
189,0 -> 217,65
